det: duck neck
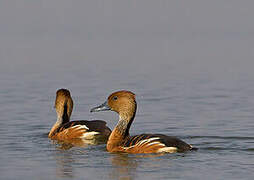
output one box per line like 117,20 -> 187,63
49,104 -> 70,137
107,103 -> 136,151
116,112 -> 135,137
60,104 -> 70,124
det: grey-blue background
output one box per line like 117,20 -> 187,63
0,1 -> 254,180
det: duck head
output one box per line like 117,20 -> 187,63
90,90 -> 136,118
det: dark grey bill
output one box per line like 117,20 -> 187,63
90,101 -> 111,112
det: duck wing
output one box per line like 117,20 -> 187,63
53,120 -> 111,140
123,134 -> 196,153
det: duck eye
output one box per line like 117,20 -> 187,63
113,96 -> 118,101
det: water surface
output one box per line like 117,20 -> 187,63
1,1 -> 254,180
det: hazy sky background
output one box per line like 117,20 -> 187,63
1,0 -> 254,80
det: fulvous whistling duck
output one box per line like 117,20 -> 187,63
48,89 -> 111,143
90,90 -> 197,153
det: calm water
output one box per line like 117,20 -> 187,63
1,1 -> 254,180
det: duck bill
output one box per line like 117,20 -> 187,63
90,101 -> 111,112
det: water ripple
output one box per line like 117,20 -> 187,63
187,135 -> 254,140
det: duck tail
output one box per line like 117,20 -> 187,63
190,145 -> 198,151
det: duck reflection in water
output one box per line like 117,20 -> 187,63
109,153 -> 164,180
109,153 -> 138,180
52,137 -> 106,150
54,148 -> 76,178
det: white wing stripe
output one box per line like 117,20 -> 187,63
124,137 -> 161,149
136,137 -> 160,146
157,147 -> 178,153
81,131 -> 100,139
72,125 -> 89,130
145,142 -> 166,147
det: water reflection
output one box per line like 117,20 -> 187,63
53,139 -> 89,150
109,153 -> 165,180
52,138 -> 106,150
109,153 -> 138,180
51,140 -> 89,178
54,149 -> 75,178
